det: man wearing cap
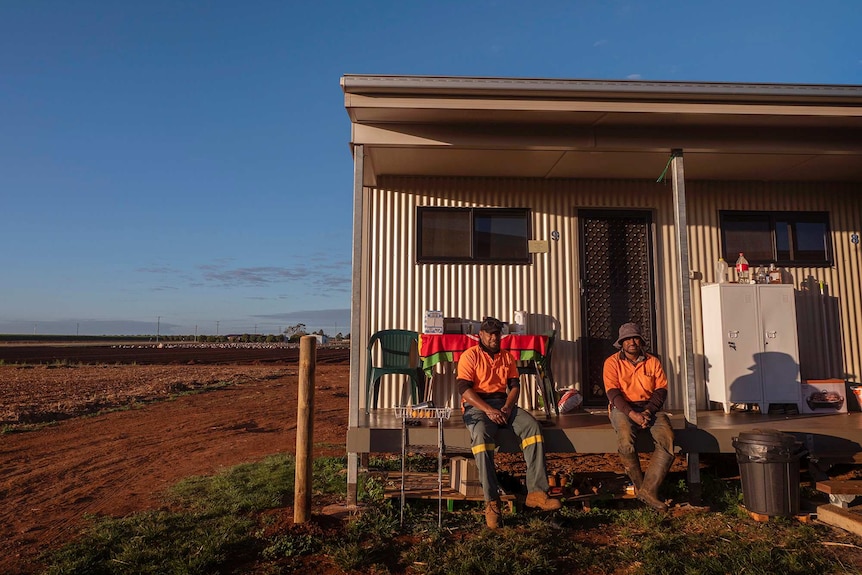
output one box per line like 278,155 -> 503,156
603,322 -> 675,511
457,316 -> 561,529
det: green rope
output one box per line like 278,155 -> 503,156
656,154 -> 673,183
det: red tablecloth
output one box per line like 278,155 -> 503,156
418,333 -> 547,374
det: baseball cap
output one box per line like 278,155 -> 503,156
480,317 -> 504,334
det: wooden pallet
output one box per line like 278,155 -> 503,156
745,508 -> 812,523
816,479 -> 862,508
817,504 -> 862,537
816,480 -> 862,495
383,472 -> 516,510
381,471 -> 639,513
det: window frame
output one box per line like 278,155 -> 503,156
719,210 -> 833,267
416,206 -> 532,264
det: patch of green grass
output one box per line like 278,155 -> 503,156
170,380 -> 233,398
611,513 -> 842,575
261,531 -> 322,560
406,526 -> 557,575
39,457 -> 862,575
42,454 -> 299,574
168,454 -> 296,513
328,500 -> 403,573
2,421 -> 60,434
44,508 -> 255,575
312,456 -> 348,496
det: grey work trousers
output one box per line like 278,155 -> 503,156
609,406 -> 675,457
463,398 -> 550,502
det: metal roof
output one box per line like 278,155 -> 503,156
342,74 -> 862,102
342,74 -> 862,183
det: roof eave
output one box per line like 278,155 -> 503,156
341,74 -> 862,105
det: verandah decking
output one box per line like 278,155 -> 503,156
347,408 -> 862,465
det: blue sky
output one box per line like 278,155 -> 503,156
1,1 -> 860,337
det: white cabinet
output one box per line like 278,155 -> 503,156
702,284 -> 801,414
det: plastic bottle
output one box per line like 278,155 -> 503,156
755,266 -> 768,284
714,257 -> 728,284
768,263 -> 781,284
735,253 -> 750,284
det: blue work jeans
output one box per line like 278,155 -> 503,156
609,406 -> 675,458
463,398 -> 550,502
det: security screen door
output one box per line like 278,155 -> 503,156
579,210 -> 657,406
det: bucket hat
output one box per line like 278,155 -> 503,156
613,322 -> 646,349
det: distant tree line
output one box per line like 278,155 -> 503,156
0,329 -> 350,345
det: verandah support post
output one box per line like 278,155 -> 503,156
346,143 -> 365,505
670,149 -> 701,502
294,335 -> 317,523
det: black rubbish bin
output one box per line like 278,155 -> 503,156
732,429 -> 803,517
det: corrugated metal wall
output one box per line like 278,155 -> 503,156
361,177 -> 862,411
363,176 -> 679,409
687,181 -> 862,388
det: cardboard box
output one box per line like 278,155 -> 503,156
849,382 -> 862,412
423,310 -> 444,334
450,457 -> 483,497
511,311 -> 527,334
443,317 -> 464,334
801,379 -> 847,414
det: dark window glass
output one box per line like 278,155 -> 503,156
720,211 -> 831,266
775,220 -> 791,260
419,210 -> 471,259
417,207 -> 531,263
723,216 -> 773,262
794,221 -> 829,262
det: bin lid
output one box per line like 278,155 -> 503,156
734,428 -> 799,448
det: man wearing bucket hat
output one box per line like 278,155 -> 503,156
457,316 -> 561,528
603,322 -> 675,511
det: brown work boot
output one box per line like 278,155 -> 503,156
620,452 -> 643,492
485,500 -> 503,529
525,491 -> 562,511
636,450 -> 674,512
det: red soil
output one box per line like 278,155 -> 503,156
0,345 -> 349,574
0,343 -> 661,574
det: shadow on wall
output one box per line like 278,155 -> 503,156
728,351 -> 800,412
796,277 -> 846,381
521,313 -> 584,393
698,352 -> 712,409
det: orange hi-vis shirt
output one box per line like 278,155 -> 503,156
456,344 -> 519,405
603,352 -> 668,403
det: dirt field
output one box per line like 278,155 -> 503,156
0,344 -> 353,574
0,343 -> 676,574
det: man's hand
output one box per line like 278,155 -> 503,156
641,410 -> 654,428
628,410 -> 650,428
486,406 -> 508,425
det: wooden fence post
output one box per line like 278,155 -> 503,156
294,335 -> 316,523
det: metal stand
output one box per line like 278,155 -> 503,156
395,405 -> 452,528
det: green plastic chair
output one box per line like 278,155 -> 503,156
366,329 -> 425,413
517,330 -> 558,417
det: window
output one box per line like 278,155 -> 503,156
417,207 -> 531,263
719,211 -> 832,266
